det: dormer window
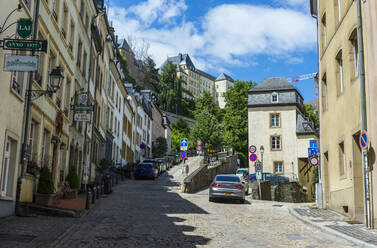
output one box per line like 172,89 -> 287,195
271,92 -> 278,103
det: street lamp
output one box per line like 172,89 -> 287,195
27,67 -> 64,100
260,145 -> 264,176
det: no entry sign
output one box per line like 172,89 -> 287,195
249,153 -> 257,162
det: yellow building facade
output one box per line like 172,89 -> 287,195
317,0 -> 368,221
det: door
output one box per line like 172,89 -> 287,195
1,139 -> 11,197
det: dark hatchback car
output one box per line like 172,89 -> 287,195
143,159 -> 160,175
134,163 -> 158,179
249,172 -> 289,185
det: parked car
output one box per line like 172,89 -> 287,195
143,159 -> 160,176
134,163 -> 158,179
209,174 -> 246,203
156,158 -> 167,173
236,169 -> 249,195
249,172 -> 289,185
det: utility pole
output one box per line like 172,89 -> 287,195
356,0 -> 371,229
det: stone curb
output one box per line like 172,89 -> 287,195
288,207 -> 377,248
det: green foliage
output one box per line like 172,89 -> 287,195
172,118 -> 190,134
190,109 -> 223,150
97,159 -> 110,174
171,128 -> 186,154
157,61 -> 182,113
235,151 -> 248,168
143,57 -> 160,93
66,166 -> 80,189
180,98 -> 195,118
304,104 -> 319,127
223,80 -> 255,161
37,166 -> 54,194
311,166 -> 319,201
152,137 -> 168,158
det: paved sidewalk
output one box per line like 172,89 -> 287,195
289,206 -> 377,247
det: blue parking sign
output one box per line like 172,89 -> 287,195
180,139 -> 188,147
310,140 -> 318,148
308,148 -> 320,157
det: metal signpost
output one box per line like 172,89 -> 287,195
359,131 -> 371,228
255,160 -> 262,199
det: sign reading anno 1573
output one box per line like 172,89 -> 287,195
17,19 -> 33,38
4,55 -> 39,71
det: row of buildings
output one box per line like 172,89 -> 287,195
161,53 -> 235,108
0,0 -> 171,217
310,0 -> 377,227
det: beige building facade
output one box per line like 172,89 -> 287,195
315,0 -> 367,221
248,78 -> 317,199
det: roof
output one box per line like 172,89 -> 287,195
161,53 -> 196,71
119,39 -> 132,52
197,69 -> 216,81
296,113 -> 317,135
216,73 -> 234,82
250,77 -> 297,92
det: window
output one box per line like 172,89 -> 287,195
339,141 -> 346,176
82,51 -> 87,76
271,136 -> 281,150
41,129 -> 49,167
270,113 -> 280,128
77,39 -> 82,68
321,74 -> 328,111
61,5 -> 68,39
274,161 -> 283,174
12,71 -> 25,96
1,137 -> 17,197
23,0 -> 32,11
334,0 -> 341,24
53,0 -> 59,22
336,51 -> 344,94
321,13 -> 327,49
350,30 -> 359,77
271,92 -> 278,103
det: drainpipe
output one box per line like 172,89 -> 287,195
356,0 -> 371,229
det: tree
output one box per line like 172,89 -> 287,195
157,61 -> 182,113
172,118 -> 190,134
66,166 -> 80,189
117,49 -> 136,84
171,128 -> 185,154
152,137 -> 168,158
143,57 -> 160,93
223,80 -> 255,167
304,104 -> 319,127
190,109 -> 223,150
37,166 -> 54,194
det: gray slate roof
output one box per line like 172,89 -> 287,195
119,39 -> 132,52
250,77 -> 296,92
216,73 -> 234,82
296,113 -> 317,135
197,69 -> 216,81
160,53 -> 196,71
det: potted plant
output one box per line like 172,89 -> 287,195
64,166 -> 80,198
35,166 -> 55,205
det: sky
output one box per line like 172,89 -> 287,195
107,0 -> 318,101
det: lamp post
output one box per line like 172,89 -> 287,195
258,145 -> 264,200
259,145 -> 264,175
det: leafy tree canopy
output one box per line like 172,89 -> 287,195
157,61 -> 182,113
304,104 -> 319,127
152,137 -> 168,158
172,118 -> 190,134
143,57 -> 160,93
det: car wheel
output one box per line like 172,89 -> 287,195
240,199 -> 245,204
209,197 -> 214,202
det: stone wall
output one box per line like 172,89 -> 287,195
182,155 -> 238,193
274,182 -> 307,203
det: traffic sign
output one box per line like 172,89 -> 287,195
249,145 -> 257,154
4,55 -> 39,71
256,171 -> 262,180
309,156 -> 319,167
249,153 -> 257,162
181,146 -> 187,151
310,140 -> 318,148
180,138 -> 188,147
255,161 -> 262,172
3,39 -> 48,52
360,131 -> 368,150
17,19 -> 32,38
180,151 -> 187,160
196,140 -> 202,146
71,105 -> 94,111
308,147 -> 320,157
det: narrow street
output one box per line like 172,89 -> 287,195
12,157 -> 352,248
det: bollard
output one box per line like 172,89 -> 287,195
96,185 -> 100,199
92,186 -> 96,204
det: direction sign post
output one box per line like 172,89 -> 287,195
71,105 -> 94,111
3,39 -> 48,52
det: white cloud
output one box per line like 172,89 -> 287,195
109,1 -> 316,73
128,0 -> 187,26
286,57 -> 304,64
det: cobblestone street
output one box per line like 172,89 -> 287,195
0,157 -> 358,248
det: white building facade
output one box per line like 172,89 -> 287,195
215,73 -> 234,109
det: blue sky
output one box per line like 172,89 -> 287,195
108,0 -> 318,101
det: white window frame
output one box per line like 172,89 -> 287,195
337,0 -> 341,22
271,92 -> 278,103
1,139 -> 11,197
274,161 -> 283,174
352,38 -> 359,76
270,113 -> 280,128
271,136 -> 281,150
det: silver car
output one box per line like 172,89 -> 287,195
236,169 -> 250,195
209,174 -> 246,203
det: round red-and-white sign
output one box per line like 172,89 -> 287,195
309,156 -> 319,166
249,145 -> 257,154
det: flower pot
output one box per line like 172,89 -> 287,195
35,193 -> 56,206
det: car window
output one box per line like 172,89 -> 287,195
141,163 -> 153,168
216,176 -> 240,182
